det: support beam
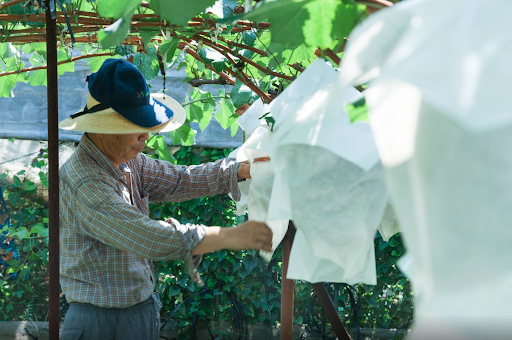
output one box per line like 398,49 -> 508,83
312,283 -> 352,340
280,223 -> 296,340
45,2 -> 60,339
282,223 -> 352,340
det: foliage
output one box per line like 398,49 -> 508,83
0,0 -> 372,146
0,148 -> 50,321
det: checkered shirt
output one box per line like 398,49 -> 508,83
59,134 -> 240,308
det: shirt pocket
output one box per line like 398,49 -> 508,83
139,189 -> 150,215
140,189 -> 149,204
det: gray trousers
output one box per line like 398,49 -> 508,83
61,293 -> 163,340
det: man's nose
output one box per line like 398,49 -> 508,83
139,133 -> 149,141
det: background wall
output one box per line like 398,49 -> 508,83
0,55 -> 243,149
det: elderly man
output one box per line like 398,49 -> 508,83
58,59 -> 272,340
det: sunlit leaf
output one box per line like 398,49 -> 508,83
214,98 -> 237,130
150,0 -> 217,26
346,96 -> 369,123
159,38 -> 180,63
168,122 -> 196,146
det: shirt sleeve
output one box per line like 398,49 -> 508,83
73,177 -> 206,261
135,154 -> 242,202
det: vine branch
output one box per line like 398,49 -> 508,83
0,52 -> 113,78
0,0 -> 24,10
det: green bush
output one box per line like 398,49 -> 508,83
0,145 -> 413,337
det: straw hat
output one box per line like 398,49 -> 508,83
58,58 -> 185,134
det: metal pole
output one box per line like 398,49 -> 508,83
280,222 -> 296,340
45,1 -> 60,339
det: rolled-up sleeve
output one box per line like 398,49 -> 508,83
136,154 -> 241,202
74,178 -> 206,261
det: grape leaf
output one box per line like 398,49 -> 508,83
133,47 -> 160,80
230,79 -> 255,108
168,122 -> 196,146
232,0 -> 309,48
140,31 -> 159,48
214,99 -> 238,130
346,97 -> 369,123
150,0 -> 217,26
185,102 -> 213,132
97,17 -> 132,49
98,0 -> 142,19
303,0 -> 338,49
159,38 -> 180,63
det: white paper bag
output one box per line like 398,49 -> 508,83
340,0 -> 512,337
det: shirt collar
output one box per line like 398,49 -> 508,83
79,133 -> 125,180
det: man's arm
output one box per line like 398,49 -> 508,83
135,154 -> 242,202
192,221 -> 272,255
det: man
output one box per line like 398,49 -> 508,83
58,58 -> 272,340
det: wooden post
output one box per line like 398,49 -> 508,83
46,1 -> 60,339
282,223 -> 352,340
280,223 -> 295,340
312,283 -> 352,340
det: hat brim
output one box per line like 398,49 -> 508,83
58,93 -> 186,134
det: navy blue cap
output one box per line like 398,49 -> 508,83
87,58 -> 174,128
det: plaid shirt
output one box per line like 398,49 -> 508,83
60,134 -> 240,308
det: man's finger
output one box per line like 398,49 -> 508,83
253,156 -> 270,163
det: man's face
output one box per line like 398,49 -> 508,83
88,132 -> 149,167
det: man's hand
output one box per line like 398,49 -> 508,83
237,156 -> 270,180
226,221 -> 273,252
192,221 -> 273,255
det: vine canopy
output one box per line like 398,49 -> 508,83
0,0 -> 391,146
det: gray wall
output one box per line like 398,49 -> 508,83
0,57 -> 242,149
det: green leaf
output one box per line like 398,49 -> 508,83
168,122 -> 196,146
230,79 -> 255,108
154,136 -> 176,163
27,52 -> 47,86
97,17 -> 132,49
243,31 -> 257,47
28,70 -> 47,86
159,38 -> 180,63
303,0 -> 338,49
57,62 -> 74,77
30,223 -> 48,238
241,256 -> 259,275
98,0 -> 141,19
230,121 -> 239,137
13,176 -> 22,188
332,3 -> 365,41
214,99 -> 238,130
0,74 -> 23,98
234,0 -> 309,48
168,285 -> 180,296
140,31 -> 159,48
346,96 -> 369,123
21,43 -> 46,56
133,47 -> 160,80
198,47 -> 228,72
12,227 -> 28,239
185,103 -> 213,132
24,181 -> 37,191
0,43 -> 18,59
150,0 -> 217,26
88,55 -> 116,73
